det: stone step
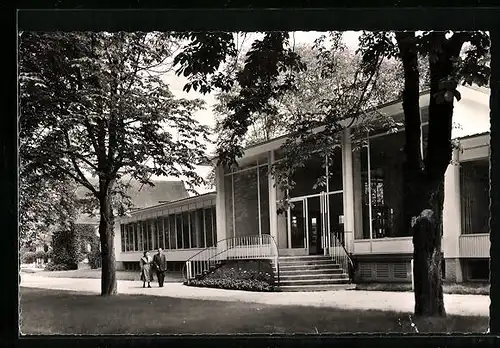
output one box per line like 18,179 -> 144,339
278,263 -> 342,271
279,255 -> 332,261
279,273 -> 349,281
279,259 -> 338,266
279,277 -> 349,286
278,284 -> 355,292
279,267 -> 344,275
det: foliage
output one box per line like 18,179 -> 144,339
21,251 -> 36,264
19,175 -> 79,246
19,31 -> 211,295
186,260 -> 276,292
45,262 -> 75,271
50,228 -> 80,270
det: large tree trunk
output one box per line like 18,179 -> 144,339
396,31 -> 451,317
98,183 -> 117,296
411,178 -> 446,317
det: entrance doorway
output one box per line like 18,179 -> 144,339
287,192 -> 344,255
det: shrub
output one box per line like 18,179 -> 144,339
186,259 -> 277,292
88,249 -> 101,269
51,229 -> 80,268
45,262 -> 76,271
21,251 -> 36,264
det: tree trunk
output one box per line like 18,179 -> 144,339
411,177 -> 446,317
98,188 -> 117,296
396,31 -> 449,317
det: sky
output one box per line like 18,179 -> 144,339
160,31 -> 362,194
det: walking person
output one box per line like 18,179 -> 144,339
153,248 -> 167,287
140,251 -> 152,288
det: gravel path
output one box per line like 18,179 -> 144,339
20,274 -> 489,317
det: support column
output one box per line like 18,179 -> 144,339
268,151 -> 278,242
442,149 -> 463,282
342,128 -> 355,253
215,164 -> 227,245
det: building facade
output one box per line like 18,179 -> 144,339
113,86 -> 490,284
114,193 -> 217,271
209,85 -> 490,284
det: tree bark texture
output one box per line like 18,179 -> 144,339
98,180 -> 117,296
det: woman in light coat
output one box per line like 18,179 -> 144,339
140,251 -> 153,288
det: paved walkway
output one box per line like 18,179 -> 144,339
20,274 -> 489,317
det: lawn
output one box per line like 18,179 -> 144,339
19,287 -> 488,335
20,268 -> 183,282
354,282 -> 490,295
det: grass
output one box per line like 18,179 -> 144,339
19,287 -> 488,335
354,282 -> 490,295
20,268 -> 183,282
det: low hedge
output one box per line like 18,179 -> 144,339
186,259 -> 277,292
45,262 -> 77,271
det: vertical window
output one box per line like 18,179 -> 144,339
150,219 -> 156,250
460,159 -> 489,234
259,165 -> 270,235
197,209 -> 205,248
205,208 -> 213,247
133,223 -> 138,251
146,221 -> 152,251
190,210 -> 198,248
163,217 -> 169,249
142,221 -> 148,251
182,211 -> 190,249
137,221 -> 143,252
176,214 -> 183,249
128,224 -> 134,251
169,215 -> 177,250
212,205 -> 217,243
120,225 -> 125,252
157,218 -> 164,249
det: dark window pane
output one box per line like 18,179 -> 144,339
190,211 -> 198,248
142,221 -> 148,251
196,209 -> 205,248
182,212 -> 190,249
205,208 -> 213,247
233,168 -> 259,238
176,214 -> 183,249
327,147 -> 343,192
224,175 -> 233,237
120,225 -> 125,252
164,217 -> 169,249
133,223 -> 138,251
460,159 -> 489,234
157,218 -> 164,249
169,215 -> 177,250
291,155 -> 326,197
212,206 -> 217,243
368,130 -> 406,238
259,165 -> 270,235
137,222 -> 143,252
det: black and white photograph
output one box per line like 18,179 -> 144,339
17,21 -> 496,335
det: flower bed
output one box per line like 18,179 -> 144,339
186,259 -> 277,292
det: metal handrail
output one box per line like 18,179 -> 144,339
328,231 -> 355,281
182,234 -> 280,286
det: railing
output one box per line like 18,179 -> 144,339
183,234 -> 280,286
328,232 -> 355,282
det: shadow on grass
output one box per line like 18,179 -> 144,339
19,287 -> 488,335
354,282 -> 490,295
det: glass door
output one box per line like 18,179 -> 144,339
327,192 -> 345,247
287,198 -> 307,249
307,195 -> 323,255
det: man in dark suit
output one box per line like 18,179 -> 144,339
153,248 -> 167,287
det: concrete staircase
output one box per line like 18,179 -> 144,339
276,255 -> 353,292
